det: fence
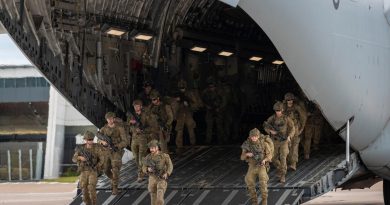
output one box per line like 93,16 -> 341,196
0,142 -> 44,181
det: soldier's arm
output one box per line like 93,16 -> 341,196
96,145 -> 105,169
297,104 -> 308,130
72,149 -> 80,163
142,157 -> 148,174
263,143 -> 272,162
263,116 -> 273,134
165,154 -> 173,176
117,126 -> 128,149
240,149 -> 248,161
287,117 -> 296,139
165,104 -> 174,127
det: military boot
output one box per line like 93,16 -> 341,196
289,163 -> 296,171
280,175 -> 286,183
261,197 -> 267,205
112,186 -> 118,195
137,172 -> 144,182
250,197 -> 258,205
304,153 -> 310,160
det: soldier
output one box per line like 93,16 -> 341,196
263,101 -> 295,183
303,102 -> 324,159
173,79 -> 198,152
283,92 -> 307,171
72,131 -> 104,205
137,80 -> 156,107
241,128 -> 272,205
148,90 -> 174,153
201,77 -> 224,144
128,99 -> 155,182
142,140 -> 173,205
99,112 -> 128,195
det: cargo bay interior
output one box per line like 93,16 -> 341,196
0,0 -> 357,204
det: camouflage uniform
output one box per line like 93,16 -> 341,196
128,100 -> 156,182
148,90 -> 174,153
99,112 -> 128,194
72,131 -> 104,205
303,105 -> 323,159
142,140 -> 173,205
173,80 -> 198,148
201,78 -> 224,143
241,128 -> 272,205
264,102 -> 295,183
137,80 -> 156,107
283,93 -> 307,170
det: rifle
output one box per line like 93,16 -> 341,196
144,157 -> 164,179
126,110 -> 147,132
241,141 -> 264,165
96,132 -> 119,152
263,121 -> 287,141
76,145 -> 95,169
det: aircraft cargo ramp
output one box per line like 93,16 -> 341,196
70,145 -> 360,205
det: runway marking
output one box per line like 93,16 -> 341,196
131,190 -> 148,205
193,190 -> 210,205
165,190 -> 178,204
221,190 -> 239,205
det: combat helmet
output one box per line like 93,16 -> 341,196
83,131 -> 95,140
284,92 -> 295,101
105,112 -> 116,119
273,101 -> 284,111
150,90 -> 160,99
148,140 -> 160,148
249,128 -> 260,137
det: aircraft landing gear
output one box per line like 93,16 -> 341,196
384,179 -> 390,205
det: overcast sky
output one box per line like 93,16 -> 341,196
0,34 -> 31,65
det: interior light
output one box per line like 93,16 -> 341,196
106,28 -> 126,36
272,60 -> 284,65
249,56 -> 262,61
191,46 -> 207,52
135,34 -> 153,41
218,51 -> 233,56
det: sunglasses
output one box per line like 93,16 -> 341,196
152,98 -> 158,101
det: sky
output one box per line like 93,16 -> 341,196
0,34 -> 32,65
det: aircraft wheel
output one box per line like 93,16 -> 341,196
384,179 -> 390,205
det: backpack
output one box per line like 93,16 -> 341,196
260,134 -> 274,162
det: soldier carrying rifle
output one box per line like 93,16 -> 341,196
72,131 -> 104,205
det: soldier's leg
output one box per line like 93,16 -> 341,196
88,171 -> 98,205
244,167 -> 258,205
205,111 -> 213,143
303,126 -> 314,159
111,152 -> 122,194
258,166 -> 269,205
186,115 -> 197,145
272,140 -> 281,173
175,114 -> 185,148
156,179 -> 168,205
288,134 -> 301,170
131,137 -> 140,168
103,149 -> 112,179
137,137 -> 148,181
279,141 -> 290,183
80,171 -> 91,205
159,131 -> 169,153
148,177 -> 158,205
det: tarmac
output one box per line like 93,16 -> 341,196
0,181 -> 384,205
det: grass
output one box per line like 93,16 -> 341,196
43,176 -> 78,183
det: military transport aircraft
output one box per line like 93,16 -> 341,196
0,0 -> 389,204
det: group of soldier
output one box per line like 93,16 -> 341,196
241,92 -> 324,205
72,77 -> 324,205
